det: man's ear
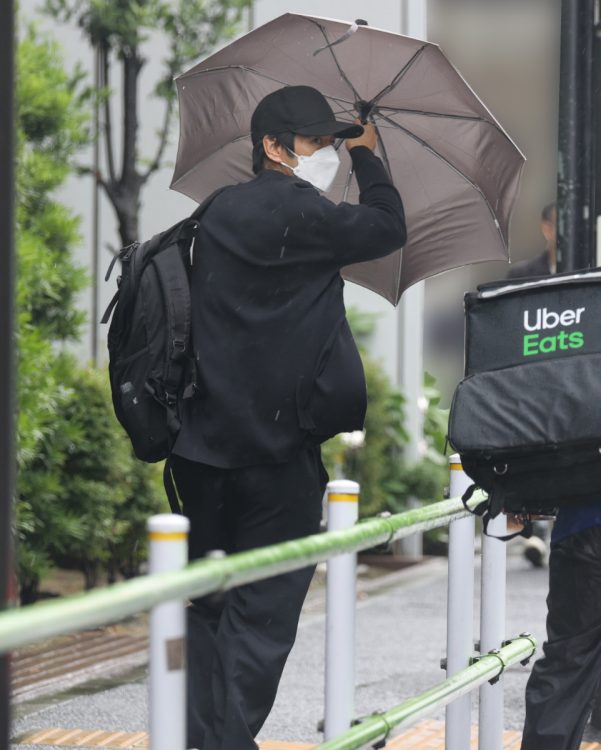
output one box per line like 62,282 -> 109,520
263,135 -> 282,163
541,220 -> 555,246
263,135 -> 295,167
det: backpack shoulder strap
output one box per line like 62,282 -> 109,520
151,244 -> 191,399
152,187 -> 231,395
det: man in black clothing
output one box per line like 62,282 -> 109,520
508,201 -> 601,748
170,85 -> 406,750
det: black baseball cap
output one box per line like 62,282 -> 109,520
251,85 -> 364,145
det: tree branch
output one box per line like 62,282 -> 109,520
142,95 -> 175,181
122,48 -> 142,184
75,163 -> 113,199
100,41 -> 117,183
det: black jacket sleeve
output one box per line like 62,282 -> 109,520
319,146 -> 407,266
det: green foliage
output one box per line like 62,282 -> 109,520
15,28 -> 164,602
47,366 -> 164,587
110,460 -> 168,581
43,0 -> 251,247
47,366 -> 131,577
17,29 -> 89,341
15,29 -> 91,600
322,309 -> 448,519
45,0 -> 249,91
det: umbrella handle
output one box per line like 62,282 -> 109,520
356,99 -> 375,124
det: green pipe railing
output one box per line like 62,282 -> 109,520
0,494 -> 484,654
315,635 -> 537,750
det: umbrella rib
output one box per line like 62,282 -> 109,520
327,102 -> 360,117
377,105 -> 513,145
378,105 -> 520,147
341,162 -> 354,202
178,64 -> 302,90
179,64 -> 359,120
369,45 -> 428,110
306,18 -> 362,103
379,106 -> 488,123
377,111 -> 507,249
374,124 -> 394,182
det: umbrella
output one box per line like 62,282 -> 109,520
171,13 -> 525,305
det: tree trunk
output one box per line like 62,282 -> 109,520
115,186 -> 140,247
101,48 -> 144,247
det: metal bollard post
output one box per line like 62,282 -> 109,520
324,479 -> 359,740
148,513 -> 190,750
445,455 -> 476,750
478,512 -> 507,750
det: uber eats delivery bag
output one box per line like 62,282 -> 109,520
448,268 -> 601,521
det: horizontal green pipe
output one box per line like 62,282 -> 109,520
316,635 -> 537,750
0,493 -> 484,653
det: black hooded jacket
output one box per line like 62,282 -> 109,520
173,145 -> 406,468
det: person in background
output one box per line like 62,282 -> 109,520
507,201 -> 557,280
518,202 -> 601,747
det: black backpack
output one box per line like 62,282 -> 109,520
101,189 -> 226,468
448,268 -> 601,533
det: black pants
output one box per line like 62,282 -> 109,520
170,447 -> 327,750
521,524 -> 601,750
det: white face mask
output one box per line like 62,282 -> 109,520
281,145 -> 341,192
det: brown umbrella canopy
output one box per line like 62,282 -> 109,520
171,13 -> 525,305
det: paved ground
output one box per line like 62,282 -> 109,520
10,541 -> 601,748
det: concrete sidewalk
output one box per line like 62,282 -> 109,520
9,546 -> 601,749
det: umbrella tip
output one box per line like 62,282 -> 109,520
355,19 -> 368,26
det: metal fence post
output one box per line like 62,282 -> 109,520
478,512 -> 507,750
148,514 -> 190,750
324,479 -> 359,740
445,455 -> 476,750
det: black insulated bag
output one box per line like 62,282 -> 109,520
101,189 -> 225,463
448,268 -> 601,522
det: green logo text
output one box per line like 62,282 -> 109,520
523,331 -> 584,356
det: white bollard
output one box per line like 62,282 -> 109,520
478,512 -> 507,750
324,479 -> 359,740
148,513 -> 190,750
445,455 -> 476,750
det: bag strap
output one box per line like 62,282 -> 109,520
461,483 -> 490,517
101,289 -> 119,325
101,188 -> 229,326
461,484 -> 533,542
151,244 -> 192,398
481,514 -> 533,542
151,188 -> 231,395
163,457 -> 182,515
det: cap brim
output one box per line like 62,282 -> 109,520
295,119 -> 364,139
